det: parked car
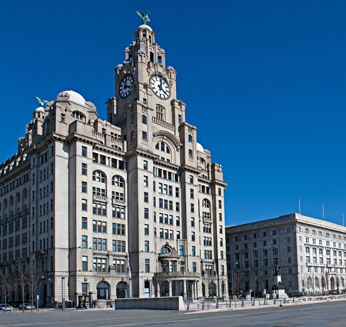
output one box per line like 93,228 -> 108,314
19,303 -> 35,310
0,304 -> 14,311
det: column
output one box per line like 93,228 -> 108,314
169,281 -> 172,297
157,282 -> 160,297
184,280 -> 187,300
196,281 -> 199,298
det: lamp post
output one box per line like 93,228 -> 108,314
231,262 -> 238,297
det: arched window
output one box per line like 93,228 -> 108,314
160,246 -> 171,254
15,192 -> 21,213
96,281 -> 109,300
112,176 -> 124,187
155,142 -> 170,154
116,282 -> 128,299
202,199 -> 210,208
92,171 -> 106,183
10,196 -> 14,207
209,282 -> 216,297
71,111 -> 85,121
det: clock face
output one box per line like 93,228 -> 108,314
149,75 -> 171,100
119,75 -> 134,98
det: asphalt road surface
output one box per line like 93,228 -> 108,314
1,300 -> 346,327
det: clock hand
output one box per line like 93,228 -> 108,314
159,79 -> 163,90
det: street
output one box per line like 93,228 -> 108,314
1,300 -> 346,326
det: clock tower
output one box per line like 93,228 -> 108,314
106,22 -> 228,299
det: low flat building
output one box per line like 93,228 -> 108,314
226,213 -> 346,297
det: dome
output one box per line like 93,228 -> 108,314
139,24 -> 152,31
35,107 -> 45,113
57,90 -> 86,106
197,143 -> 204,153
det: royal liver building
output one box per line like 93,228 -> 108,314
0,22 -> 228,306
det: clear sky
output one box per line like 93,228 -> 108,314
1,0 -> 346,227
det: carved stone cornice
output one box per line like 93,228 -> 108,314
125,148 -> 158,160
211,180 -> 228,188
179,164 -> 200,174
153,159 -> 179,171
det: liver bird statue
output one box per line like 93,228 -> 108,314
136,11 -> 150,25
36,97 -> 48,107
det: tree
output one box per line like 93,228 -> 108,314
0,266 -> 14,313
28,260 -> 43,312
14,260 -> 30,313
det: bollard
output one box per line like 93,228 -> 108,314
216,299 -> 219,309
202,300 -> 205,310
187,301 -> 189,311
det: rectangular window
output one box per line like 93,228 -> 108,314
142,131 -> 147,140
143,160 -> 148,170
144,224 -> 149,235
82,235 -> 87,248
144,192 -> 148,203
82,163 -> 87,175
144,176 -> 148,187
145,240 -> 149,252
82,199 -> 87,211
192,246 -> 196,256
82,146 -> 87,157
82,181 -> 87,193
82,256 -> 88,271
145,259 -> 150,273
179,245 -> 184,256
190,189 -> 194,199
191,203 -> 194,213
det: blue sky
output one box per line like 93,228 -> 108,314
1,0 -> 346,226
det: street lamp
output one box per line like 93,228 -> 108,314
231,262 -> 238,297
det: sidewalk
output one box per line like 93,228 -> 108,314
184,294 -> 346,312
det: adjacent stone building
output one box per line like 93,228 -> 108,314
0,23 -> 228,307
226,213 -> 346,297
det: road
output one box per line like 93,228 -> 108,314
1,300 -> 346,327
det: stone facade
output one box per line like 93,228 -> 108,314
0,24 -> 228,307
226,213 -> 346,297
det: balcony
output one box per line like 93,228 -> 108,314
154,271 -> 200,278
93,195 -> 108,203
152,117 -> 174,131
112,198 -> 126,206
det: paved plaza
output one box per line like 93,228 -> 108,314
1,299 -> 346,327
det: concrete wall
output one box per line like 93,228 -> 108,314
114,296 -> 185,310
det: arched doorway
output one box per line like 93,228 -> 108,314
116,282 -> 127,298
331,277 -> 335,291
202,283 -> 205,297
209,282 -> 216,297
97,281 -> 109,299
